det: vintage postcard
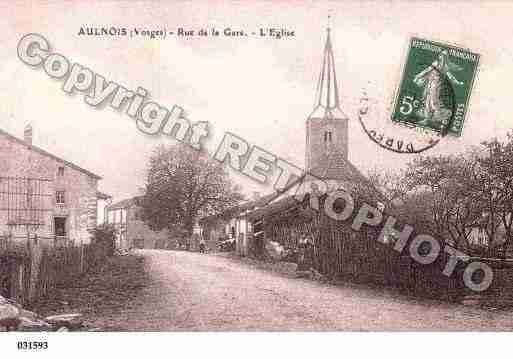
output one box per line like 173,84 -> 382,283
1,1 -> 513,358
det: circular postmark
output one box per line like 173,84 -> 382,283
359,57 -> 458,154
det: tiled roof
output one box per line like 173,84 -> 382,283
97,191 -> 112,200
309,151 -> 380,195
199,193 -> 276,224
245,153 -> 386,222
0,128 -> 102,180
107,196 -> 142,210
246,195 -> 300,222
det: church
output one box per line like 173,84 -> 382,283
303,28 -> 380,195
199,28 -> 386,275
242,29 -> 385,266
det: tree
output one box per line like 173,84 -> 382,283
476,134 -> 513,256
141,144 -> 244,237
403,154 -> 483,250
89,224 -> 117,257
367,168 -> 408,204
370,134 -> 513,256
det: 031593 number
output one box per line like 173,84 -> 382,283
17,341 -> 48,350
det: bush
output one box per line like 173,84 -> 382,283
89,224 -> 117,257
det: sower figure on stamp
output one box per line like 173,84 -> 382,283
413,50 -> 463,126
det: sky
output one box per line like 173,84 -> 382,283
1,0 -> 513,202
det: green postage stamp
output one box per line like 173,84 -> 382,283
392,37 -> 480,136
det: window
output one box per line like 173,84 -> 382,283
26,185 -> 33,208
108,211 -> 114,224
56,191 -> 65,204
54,217 -> 67,237
324,131 -> 333,143
57,166 -> 65,176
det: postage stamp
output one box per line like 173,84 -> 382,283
391,37 -> 480,137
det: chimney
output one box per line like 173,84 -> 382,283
24,124 -> 33,145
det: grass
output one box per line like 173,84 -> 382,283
31,253 -> 149,329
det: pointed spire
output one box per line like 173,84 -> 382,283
310,28 -> 347,120
315,28 -> 340,109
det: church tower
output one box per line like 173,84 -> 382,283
305,29 -> 349,178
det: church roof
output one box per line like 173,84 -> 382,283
245,151 -> 386,222
309,29 -> 348,121
310,151 -> 362,182
309,151 -> 384,199
246,172 -> 386,223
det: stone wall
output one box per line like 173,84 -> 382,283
0,132 -> 99,243
305,117 -> 348,171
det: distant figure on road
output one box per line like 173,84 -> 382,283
297,235 -> 314,275
199,238 -> 206,253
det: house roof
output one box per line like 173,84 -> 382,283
0,128 -> 102,180
107,196 -> 142,210
246,195 -> 301,222
238,193 -> 276,212
198,193 -> 276,225
97,191 -> 112,200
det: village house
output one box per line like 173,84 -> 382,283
198,192 -> 274,255
0,125 -> 104,244
106,196 -> 169,249
96,191 -> 112,226
467,214 -> 512,256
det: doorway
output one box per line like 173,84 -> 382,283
54,216 -> 67,238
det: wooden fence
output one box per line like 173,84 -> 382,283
255,197 -> 512,301
0,234 -> 108,306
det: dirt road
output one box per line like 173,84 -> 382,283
105,250 -> 513,331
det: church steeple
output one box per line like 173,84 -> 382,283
306,28 -> 349,174
310,28 -> 347,120
315,28 -> 339,109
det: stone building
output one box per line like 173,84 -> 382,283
96,191 -> 112,226
0,125 -> 103,244
198,193 -> 274,255
106,196 -> 169,249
